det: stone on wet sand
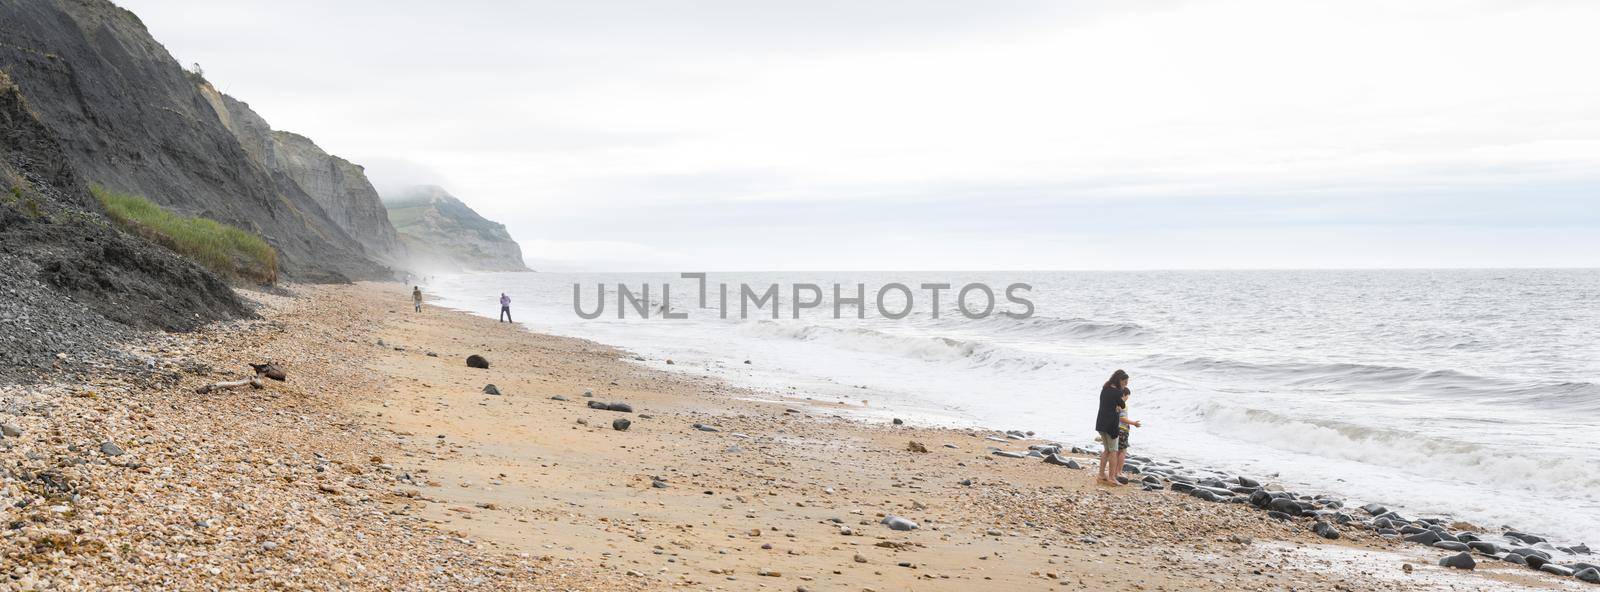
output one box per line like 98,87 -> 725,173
1574,567 -> 1600,583
1312,522 -> 1340,540
1361,503 -> 1388,516
1466,541 -> 1500,555
1433,541 -> 1468,552
1540,564 -> 1575,577
613,418 -> 631,431
466,354 -> 490,369
482,384 -> 500,395
1439,552 -> 1475,570
1404,531 -> 1442,545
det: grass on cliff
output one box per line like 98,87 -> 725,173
92,186 -> 278,284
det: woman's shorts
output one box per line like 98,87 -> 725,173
1099,431 -> 1121,453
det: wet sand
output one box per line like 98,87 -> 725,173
0,282 -> 1578,591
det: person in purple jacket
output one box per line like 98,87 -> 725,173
499,293 -> 512,323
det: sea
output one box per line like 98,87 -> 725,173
423,269 -> 1600,546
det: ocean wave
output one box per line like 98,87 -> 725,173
734,321 -> 1073,373
737,322 -> 989,363
935,314 -> 1153,342
1151,356 -> 1600,410
1196,401 -> 1600,494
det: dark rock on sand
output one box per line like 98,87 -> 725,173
1312,522 -> 1340,540
1361,503 -> 1388,516
1540,564 -> 1575,577
1502,553 -> 1527,565
607,402 -> 633,412
1439,552 -> 1476,570
1249,490 -> 1273,509
1506,531 -> 1546,544
1573,544 -> 1592,555
1235,476 -> 1260,488
466,355 -> 490,369
1268,498 -> 1304,516
1433,541 -> 1469,552
892,418 -> 904,425
612,418 -> 631,431
1467,541 -> 1500,555
692,423 -> 720,433
1404,531 -> 1442,545
1574,567 -> 1600,583
550,395 -> 568,401
1266,511 -> 1293,521
1525,554 -> 1551,570
100,441 -> 125,456
1042,454 -> 1076,468
1513,547 -> 1552,560
482,384 -> 500,395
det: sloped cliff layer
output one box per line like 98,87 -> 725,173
1,71 -> 249,381
198,87 -> 404,267
384,185 -> 528,272
0,0 -> 384,281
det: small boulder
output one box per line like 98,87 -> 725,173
1574,568 -> 1600,584
692,423 -> 720,432
1312,522 -> 1340,540
1539,564 -> 1574,577
0,423 -> 20,438
607,402 -> 633,413
100,441 -> 124,456
1404,531 -> 1442,545
1466,541 -> 1500,555
1361,503 -> 1388,516
906,441 -> 929,454
892,418 -> 904,425
1438,552 -> 1475,570
1433,541 -> 1469,552
482,384 -> 501,396
466,355 -> 489,369
880,516 -> 918,531
1268,497 -> 1304,516
613,418 -> 631,431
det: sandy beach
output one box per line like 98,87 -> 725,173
0,282 -> 1583,591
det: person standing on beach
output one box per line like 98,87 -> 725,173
1116,387 -> 1141,475
499,292 -> 512,323
1095,369 -> 1130,486
412,286 -> 423,313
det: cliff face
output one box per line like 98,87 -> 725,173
2,70 -> 249,380
0,0 -> 386,281
198,87 -> 404,267
384,186 -> 528,272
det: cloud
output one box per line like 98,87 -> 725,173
119,0 -> 1600,270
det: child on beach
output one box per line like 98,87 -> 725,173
1117,388 -> 1140,470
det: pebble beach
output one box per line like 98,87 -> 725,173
0,283 -> 1590,591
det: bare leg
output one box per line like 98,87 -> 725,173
1097,449 -> 1111,484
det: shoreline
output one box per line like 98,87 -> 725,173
0,282 -> 1587,590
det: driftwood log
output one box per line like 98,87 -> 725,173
197,363 -> 286,394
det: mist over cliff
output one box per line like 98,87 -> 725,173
383,185 -> 528,273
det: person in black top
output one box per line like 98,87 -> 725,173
1095,369 -> 1130,485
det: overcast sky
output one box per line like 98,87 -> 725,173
120,0 -> 1599,271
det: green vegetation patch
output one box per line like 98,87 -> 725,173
92,185 -> 277,284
